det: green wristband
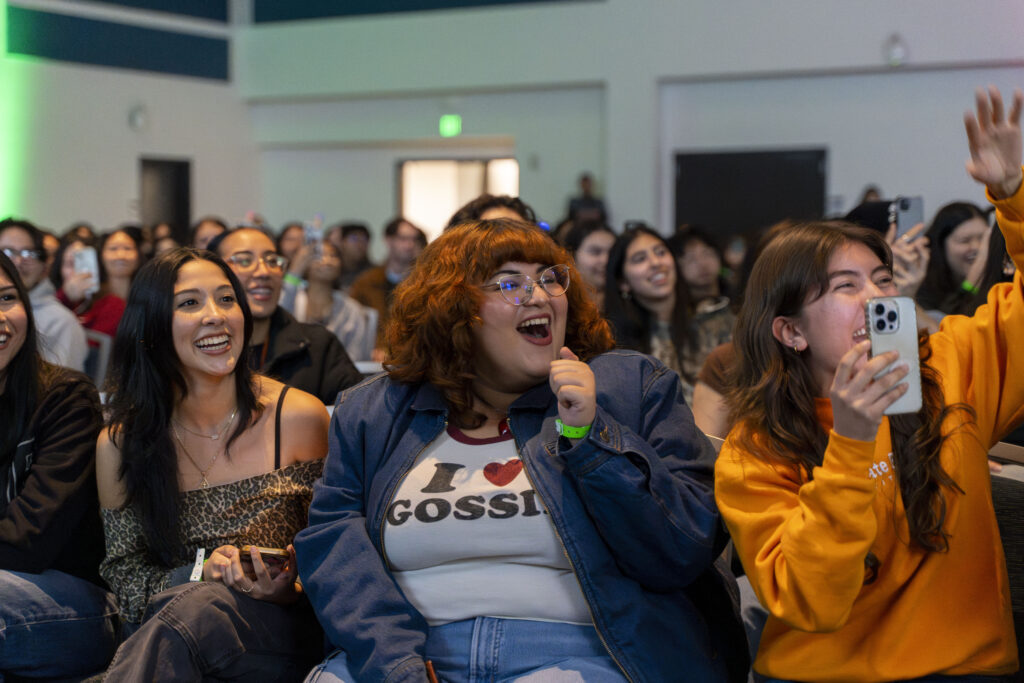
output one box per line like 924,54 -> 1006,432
283,273 -> 305,287
960,279 -> 980,294
556,419 -> 591,439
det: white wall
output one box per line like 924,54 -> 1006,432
0,33 -> 259,232
250,87 -> 605,243
658,66 -> 1024,233
237,0 -> 1024,228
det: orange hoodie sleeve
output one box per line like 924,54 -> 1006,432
715,429 -> 878,632
930,173 -> 1024,445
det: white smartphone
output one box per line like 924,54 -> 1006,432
888,196 -> 924,241
866,296 -> 922,415
72,246 -> 100,297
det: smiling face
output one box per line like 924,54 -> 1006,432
472,261 -> 568,393
0,270 -> 28,378
102,231 -> 140,280
780,241 -> 897,394
574,229 -> 615,290
219,230 -> 282,320
277,225 -> 304,261
620,232 -> 675,305
171,259 -> 244,380
944,216 -> 990,282
0,227 -> 45,290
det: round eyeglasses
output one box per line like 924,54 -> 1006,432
480,264 -> 570,305
1,247 -> 43,263
225,252 -> 288,272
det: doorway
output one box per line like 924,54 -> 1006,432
140,158 -> 191,244
399,158 -> 519,242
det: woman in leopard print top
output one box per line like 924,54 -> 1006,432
96,248 -> 329,681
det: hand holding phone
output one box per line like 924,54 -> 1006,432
866,296 -> 922,415
888,196 -> 924,242
239,545 -> 289,580
71,246 -> 100,298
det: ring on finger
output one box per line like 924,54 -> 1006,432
238,581 -> 254,594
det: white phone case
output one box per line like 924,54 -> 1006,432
866,296 -> 922,415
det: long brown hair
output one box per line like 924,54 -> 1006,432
386,219 -> 614,428
729,221 -> 970,556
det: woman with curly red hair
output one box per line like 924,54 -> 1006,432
295,218 -> 746,683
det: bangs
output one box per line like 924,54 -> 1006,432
445,220 -> 568,283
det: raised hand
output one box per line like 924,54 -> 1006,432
964,86 -> 1023,198
885,222 -> 930,297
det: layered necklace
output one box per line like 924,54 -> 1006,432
171,406 -> 238,488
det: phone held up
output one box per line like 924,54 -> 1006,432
866,296 -> 922,415
72,246 -> 100,297
239,545 -> 289,580
888,196 -> 924,241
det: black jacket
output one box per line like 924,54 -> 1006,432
0,371 -> 105,585
263,308 -> 362,405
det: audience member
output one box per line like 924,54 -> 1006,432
296,218 -> 747,683
604,224 -> 731,405
447,194 -> 538,228
64,222 -> 97,245
0,252 -> 117,679
349,217 -> 426,357
97,247 -> 327,679
277,222 -> 305,263
210,228 -> 361,404
51,239 -> 126,340
668,225 -> 733,306
566,172 -> 607,223
917,201 -> 993,321
0,219 -> 87,370
189,216 -> 228,251
562,220 -> 615,311
327,222 -> 374,291
99,228 -> 143,302
153,236 -> 179,257
280,242 -> 377,362
715,86 -> 1023,682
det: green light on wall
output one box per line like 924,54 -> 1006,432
439,114 -> 462,138
0,0 -> 32,218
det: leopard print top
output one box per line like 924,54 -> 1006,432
100,459 -> 323,623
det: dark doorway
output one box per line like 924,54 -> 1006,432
140,158 -> 190,243
674,149 -> 826,237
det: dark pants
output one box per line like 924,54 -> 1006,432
104,582 -> 323,682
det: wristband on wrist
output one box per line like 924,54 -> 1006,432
189,548 -> 206,582
556,419 -> 591,439
283,273 -> 305,287
960,279 -> 980,294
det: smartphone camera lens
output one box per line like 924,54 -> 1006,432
900,198 -> 910,210
887,311 -> 897,323
874,303 -> 885,315
876,319 -> 887,332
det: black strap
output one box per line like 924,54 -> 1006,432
274,386 -> 289,470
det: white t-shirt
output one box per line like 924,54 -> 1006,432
383,425 -> 591,626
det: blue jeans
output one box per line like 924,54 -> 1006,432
306,617 -> 627,683
0,568 -> 118,680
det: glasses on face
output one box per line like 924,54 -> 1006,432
1,247 -> 42,263
481,264 -> 570,306
225,252 -> 288,272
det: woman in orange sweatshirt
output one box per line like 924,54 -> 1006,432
715,86 -> 1023,682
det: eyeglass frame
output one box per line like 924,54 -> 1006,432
224,251 -> 289,272
479,264 -> 571,306
1,247 -> 44,263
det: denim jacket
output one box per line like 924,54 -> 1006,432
296,350 -> 747,683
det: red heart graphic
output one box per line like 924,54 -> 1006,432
483,460 -> 523,487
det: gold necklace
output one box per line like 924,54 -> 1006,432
173,406 -> 238,441
171,423 -> 222,489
